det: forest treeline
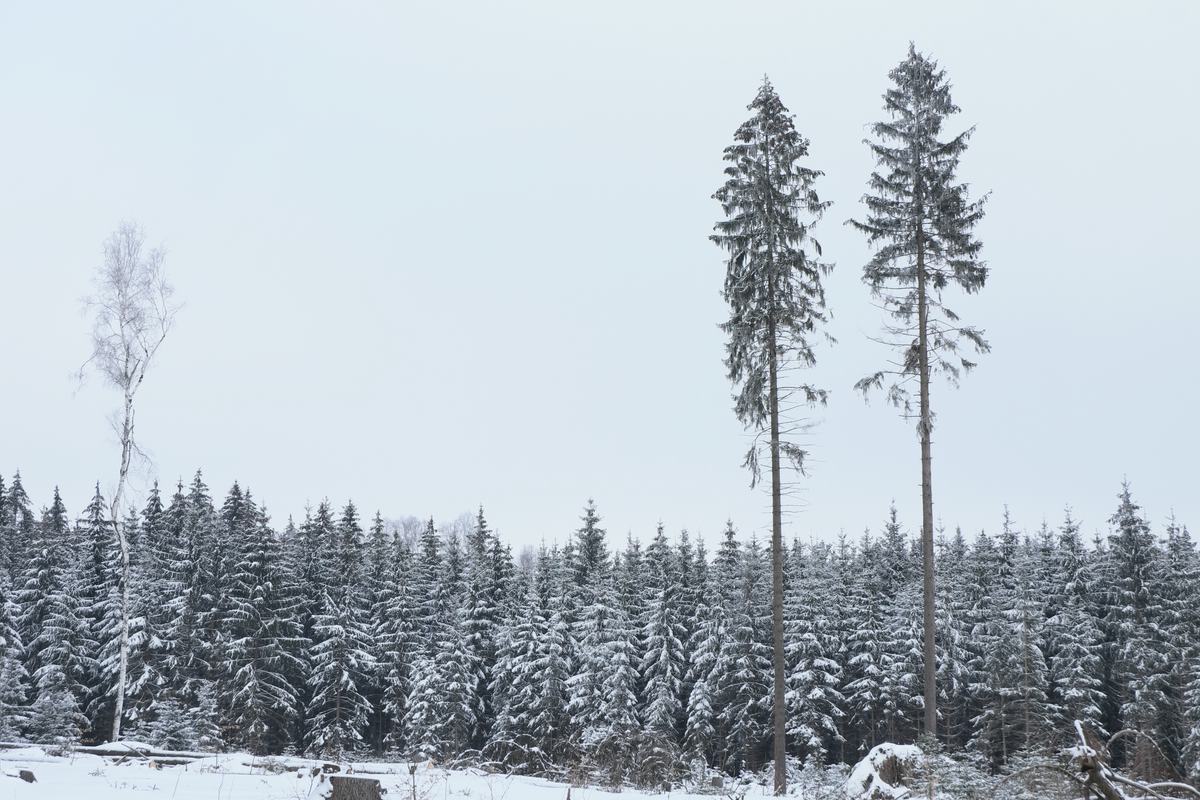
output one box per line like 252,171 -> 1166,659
0,471 -> 1197,786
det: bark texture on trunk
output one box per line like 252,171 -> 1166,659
768,314 -> 786,795
760,124 -> 787,796
915,201 -> 937,739
109,392 -> 134,741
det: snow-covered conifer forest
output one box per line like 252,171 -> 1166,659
3,2 -> 1199,798
1,474 -> 1199,793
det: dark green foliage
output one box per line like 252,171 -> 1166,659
1,473 -> 1194,783
851,44 -> 989,409
712,76 -> 832,480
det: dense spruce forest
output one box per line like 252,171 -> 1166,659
0,470 -> 1197,785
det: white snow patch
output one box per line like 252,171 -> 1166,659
0,745 -> 725,799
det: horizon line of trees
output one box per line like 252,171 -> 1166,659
1,469 -> 1198,787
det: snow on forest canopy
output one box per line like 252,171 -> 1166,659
1,473 -> 1199,795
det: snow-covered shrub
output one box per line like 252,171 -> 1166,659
0,652 -> 29,739
24,686 -> 86,749
142,696 -> 195,750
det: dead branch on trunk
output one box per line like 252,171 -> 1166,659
1106,729 -> 1187,784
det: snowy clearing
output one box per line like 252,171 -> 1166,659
0,745 -> 754,800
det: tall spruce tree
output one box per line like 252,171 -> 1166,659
125,483 -> 169,731
639,578 -> 686,757
1106,482 -> 1167,772
362,511 -> 392,752
717,536 -> 773,776
684,589 -> 721,765
844,533 -> 887,753
462,506 -> 500,745
0,475 -> 9,579
487,586 -> 544,768
573,500 -> 608,588
567,568 -> 620,745
3,473 -> 1195,773
158,479 -> 207,714
1047,510 -> 1106,734
79,483 -> 123,737
850,45 -> 989,737
414,518 -> 443,646
16,489 -> 71,691
711,76 -> 833,795
0,572 -> 30,739
784,542 -> 845,765
932,526 -> 974,752
207,482 -> 252,706
1186,666 -> 1200,781
224,502 -> 305,754
1160,516 -> 1198,769
5,474 -> 34,588
880,584 -> 924,743
1007,539 -> 1056,754
408,617 -> 477,761
531,551 -> 574,762
16,489 -> 87,749
305,502 -> 376,757
376,530 -> 418,753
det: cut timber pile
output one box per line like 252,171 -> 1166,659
330,775 -> 383,800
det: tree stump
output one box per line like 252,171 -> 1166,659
329,775 -> 382,800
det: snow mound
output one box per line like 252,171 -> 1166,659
844,742 -> 923,799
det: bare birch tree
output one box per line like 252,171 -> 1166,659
80,221 -> 179,740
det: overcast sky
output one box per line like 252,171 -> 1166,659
2,1 -> 1196,551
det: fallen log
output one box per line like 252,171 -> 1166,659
146,758 -> 200,767
74,744 -> 207,761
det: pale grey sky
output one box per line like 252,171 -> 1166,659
2,1 -> 1196,550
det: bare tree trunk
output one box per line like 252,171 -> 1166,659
915,207 -> 937,740
749,122 -> 787,797
109,390 -> 134,741
768,313 -> 786,795
1022,624 -> 1032,750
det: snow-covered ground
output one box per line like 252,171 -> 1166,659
0,745 -> 766,800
